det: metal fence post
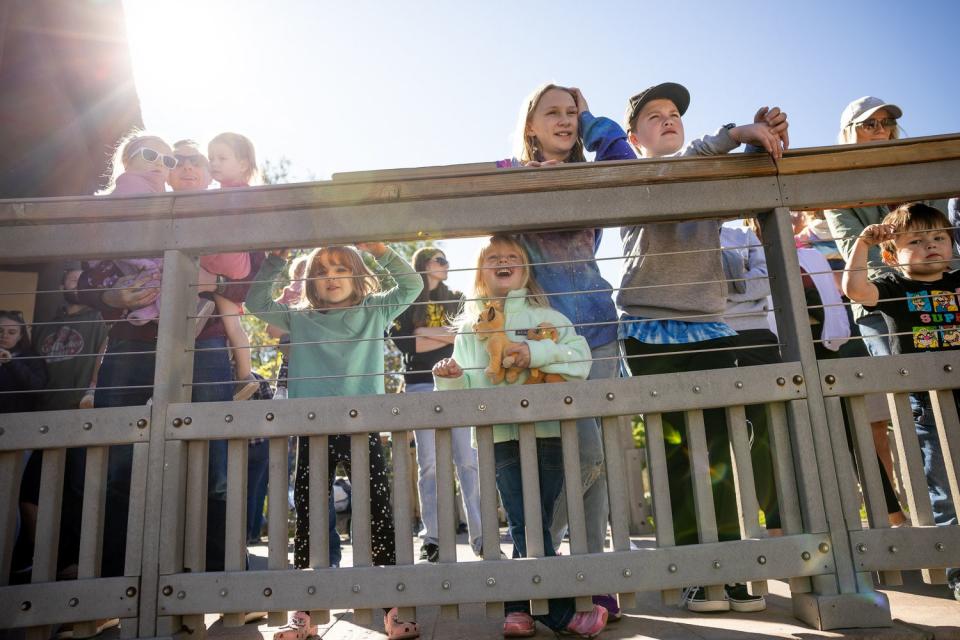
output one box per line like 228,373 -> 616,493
140,250 -> 198,638
760,207 -> 891,629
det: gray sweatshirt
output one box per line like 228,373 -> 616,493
617,127 -> 739,321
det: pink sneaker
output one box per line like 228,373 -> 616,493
563,604 -> 608,637
503,611 -> 535,637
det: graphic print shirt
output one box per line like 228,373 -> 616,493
866,269 -> 960,354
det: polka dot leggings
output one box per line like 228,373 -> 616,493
293,433 -> 397,569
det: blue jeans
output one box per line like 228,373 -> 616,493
549,339 -> 617,554
495,438 -> 575,631
407,382 -> 483,554
912,391 -> 959,528
912,390 -> 960,588
96,337 -> 233,575
857,311 -> 892,358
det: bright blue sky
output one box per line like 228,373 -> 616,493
124,0 -> 960,291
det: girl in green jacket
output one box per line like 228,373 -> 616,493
246,242 -> 423,640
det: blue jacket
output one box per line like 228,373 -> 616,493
517,229 -> 617,350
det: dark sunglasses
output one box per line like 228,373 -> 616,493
855,117 -> 897,132
133,147 -> 178,170
174,154 -> 208,168
430,256 -> 449,265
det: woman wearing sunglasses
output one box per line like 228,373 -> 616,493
77,132 -> 253,578
0,310 -> 48,414
390,247 -> 483,562
824,97 -> 918,528
826,97 -> 907,358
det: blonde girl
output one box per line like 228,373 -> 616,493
432,235 -> 607,638
245,242 -> 423,640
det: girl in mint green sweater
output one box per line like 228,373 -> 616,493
432,235 -> 607,638
246,242 -> 422,640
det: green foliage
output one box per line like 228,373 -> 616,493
631,414 -> 646,449
260,157 -> 292,185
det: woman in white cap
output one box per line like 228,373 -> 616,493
822,95 -> 960,532
824,97 -> 909,525
826,96 -> 903,359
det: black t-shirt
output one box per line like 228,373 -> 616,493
866,269 -> 960,354
391,292 -> 463,386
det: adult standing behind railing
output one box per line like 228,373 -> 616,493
824,97 -> 954,357
2,309 -> 47,584
389,247 -> 483,563
14,266 -> 109,585
78,135 -> 253,578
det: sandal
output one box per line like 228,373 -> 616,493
503,611 -> 535,637
274,611 -> 316,640
384,607 -> 420,639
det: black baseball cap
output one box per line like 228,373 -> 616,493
624,82 -> 690,131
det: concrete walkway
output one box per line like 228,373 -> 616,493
204,537 -> 960,640
7,536 -> 956,640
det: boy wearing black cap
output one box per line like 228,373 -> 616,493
574,84 -> 788,614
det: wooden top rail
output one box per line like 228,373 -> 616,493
1,134 -> 957,262
2,133 -> 958,227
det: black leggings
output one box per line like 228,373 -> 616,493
293,433 -> 396,568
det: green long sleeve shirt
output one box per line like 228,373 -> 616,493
245,248 -> 422,399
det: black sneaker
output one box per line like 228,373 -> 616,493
682,586 -> 729,613
419,542 -> 439,563
725,583 -> 766,612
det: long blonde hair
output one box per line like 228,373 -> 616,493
513,83 -> 585,164
465,235 -> 548,321
301,246 -> 380,310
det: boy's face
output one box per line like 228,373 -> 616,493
885,228 -> 953,281
628,98 -> 685,158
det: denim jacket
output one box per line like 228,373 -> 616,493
517,229 -> 617,350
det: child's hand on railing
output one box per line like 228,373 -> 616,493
522,159 -> 561,168
433,358 -> 463,379
356,242 -> 388,258
857,224 -> 896,247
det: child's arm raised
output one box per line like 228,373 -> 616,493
359,243 -> 424,320
244,252 -> 294,332
572,88 -> 637,162
842,224 -> 894,307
